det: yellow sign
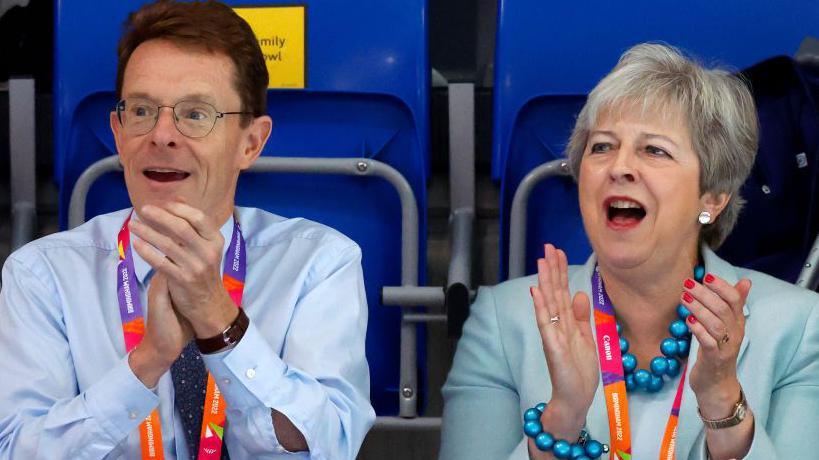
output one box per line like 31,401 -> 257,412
233,6 -> 306,89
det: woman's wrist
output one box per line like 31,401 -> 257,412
695,378 -> 742,420
540,398 -> 589,441
523,401 -> 608,459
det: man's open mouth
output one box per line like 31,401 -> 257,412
143,168 -> 191,182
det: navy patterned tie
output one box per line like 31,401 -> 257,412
170,340 -> 230,459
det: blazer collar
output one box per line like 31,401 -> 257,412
570,245 -> 750,457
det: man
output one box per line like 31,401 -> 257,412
0,1 -> 374,458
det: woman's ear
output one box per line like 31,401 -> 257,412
700,191 -> 731,220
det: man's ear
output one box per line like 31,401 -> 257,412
700,191 -> 731,220
110,110 -> 124,156
237,115 -> 273,170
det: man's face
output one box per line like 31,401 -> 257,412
111,39 -> 270,224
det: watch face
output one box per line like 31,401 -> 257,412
226,328 -> 241,344
735,404 -> 747,420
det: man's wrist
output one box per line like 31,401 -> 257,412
128,346 -> 171,389
195,307 -> 249,354
190,295 -> 240,339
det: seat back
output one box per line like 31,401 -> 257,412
717,57 -> 819,283
55,0 -> 429,415
494,0 -> 819,279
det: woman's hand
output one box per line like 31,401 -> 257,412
530,244 -> 599,441
681,273 -> 751,416
682,272 -> 755,460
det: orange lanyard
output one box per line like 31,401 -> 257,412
117,213 -> 246,459
592,267 -> 687,460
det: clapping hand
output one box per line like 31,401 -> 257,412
529,244 -> 599,442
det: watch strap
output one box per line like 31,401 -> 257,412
196,308 -> 249,354
698,388 -> 748,429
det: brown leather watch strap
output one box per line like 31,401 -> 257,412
196,308 -> 250,354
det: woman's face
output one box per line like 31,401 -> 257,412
578,103 -> 722,271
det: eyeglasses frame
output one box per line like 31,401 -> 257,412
115,98 -> 255,138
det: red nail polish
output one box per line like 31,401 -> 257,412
704,273 -> 715,284
687,315 -> 697,324
684,278 -> 695,289
682,292 -> 694,303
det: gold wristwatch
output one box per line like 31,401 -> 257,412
698,388 -> 748,429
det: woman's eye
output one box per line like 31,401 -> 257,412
590,143 -> 611,153
645,145 -> 670,157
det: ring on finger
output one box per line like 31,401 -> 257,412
549,315 -> 560,325
720,332 -> 730,344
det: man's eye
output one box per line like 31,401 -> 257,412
133,106 -> 151,117
185,110 -> 209,121
591,143 -> 611,153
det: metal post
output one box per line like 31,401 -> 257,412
508,159 -> 571,278
9,77 -> 37,250
445,82 -> 475,337
797,233 -> 819,291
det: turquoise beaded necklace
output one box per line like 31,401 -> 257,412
618,265 -> 704,393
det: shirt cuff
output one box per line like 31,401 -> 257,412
83,353 -> 161,442
200,321 -> 287,411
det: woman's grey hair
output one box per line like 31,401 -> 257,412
566,43 -> 758,248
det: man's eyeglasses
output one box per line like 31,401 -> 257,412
115,98 -> 253,138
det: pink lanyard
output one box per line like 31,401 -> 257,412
116,212 -> 246,459
592,267 -> 687,460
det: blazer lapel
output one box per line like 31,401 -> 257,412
572,247 -> 751,458
675,246 -> 750,459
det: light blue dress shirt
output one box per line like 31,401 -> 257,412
0,207 -> 375,459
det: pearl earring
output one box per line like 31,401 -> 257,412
698,211 -> 712,225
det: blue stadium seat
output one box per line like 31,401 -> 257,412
493,0 -> 819,279
54,0 -> 429,415
718,56 -> 819,284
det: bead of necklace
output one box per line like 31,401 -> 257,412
617,265 -> 704,393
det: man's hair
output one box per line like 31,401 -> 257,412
116,0 -> 268,125
566,43 -> 758,248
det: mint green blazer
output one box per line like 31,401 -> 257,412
440,247 -> 819,459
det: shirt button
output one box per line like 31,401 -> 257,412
129,411 -> 138,420
245,368 -> 256,379
222,378 -> 231,385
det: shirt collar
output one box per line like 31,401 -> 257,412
130,210 -> 236,285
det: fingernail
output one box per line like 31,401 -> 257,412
687,315 -> 697,324
684,278 -> 695,289
682,292 -> 694,303
704,273 -> 715,284
529,287 -> 535,297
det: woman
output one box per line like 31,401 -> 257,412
440,44 -> 819,460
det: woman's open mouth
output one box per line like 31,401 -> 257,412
605,197 -> 646,229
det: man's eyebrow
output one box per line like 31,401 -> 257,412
122,92 -> 218,105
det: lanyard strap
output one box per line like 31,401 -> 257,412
592,267 -> 687,460
117,212 -> 246,460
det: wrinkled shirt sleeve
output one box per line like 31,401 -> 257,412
0,256 -> 159,459
201,244 -> 375,460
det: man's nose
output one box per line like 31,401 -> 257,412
149,107 -> 179,147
